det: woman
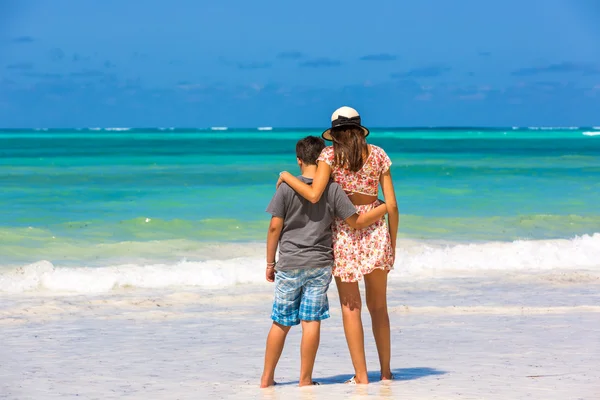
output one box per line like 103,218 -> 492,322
277,106 -> 398,384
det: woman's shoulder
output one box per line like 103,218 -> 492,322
317,146 -> 334,165
369,145 -> 389,159
368,145 -> 391,172
369,144 -> 386,153
319,146 -> 335,157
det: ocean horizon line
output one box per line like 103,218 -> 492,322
1,126 -> 599,132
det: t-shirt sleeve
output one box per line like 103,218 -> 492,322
378,147 -> 392,174
265,185 -> 288,218
331,183 -> 357,220
317,146 -> 335,166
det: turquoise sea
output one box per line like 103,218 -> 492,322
1,128 -> 599,292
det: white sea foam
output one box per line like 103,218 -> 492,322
394,233 -> 600,279
211,126 -> 228,131
257,126 -> 273,131
0,258 -> 262,294
583,131 -> 600,136
541,126 -> 580,130
1,234 -> 599,294
527,126 -> 580,131
105,127 -> 131,131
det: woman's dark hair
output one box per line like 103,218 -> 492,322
329,127 -> 368,172
296,136 -> 326,165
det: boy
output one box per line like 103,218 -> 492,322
260,136 -> 387,387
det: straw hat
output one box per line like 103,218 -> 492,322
322,106 -> 370,141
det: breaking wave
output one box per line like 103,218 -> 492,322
1,234 -> 599,294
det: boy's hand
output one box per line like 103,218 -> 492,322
266,266 -> 276,282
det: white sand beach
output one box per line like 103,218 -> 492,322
1,273 -> 599,399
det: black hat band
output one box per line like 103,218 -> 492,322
331,115 -> 362,129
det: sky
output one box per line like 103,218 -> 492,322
1,0 -> 600,128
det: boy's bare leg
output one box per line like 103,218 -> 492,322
260,322 -> 292,388
299,320 -> 321,386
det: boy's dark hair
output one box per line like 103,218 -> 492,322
296,136 -> 326,165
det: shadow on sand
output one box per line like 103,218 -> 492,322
276,367 -> 447,386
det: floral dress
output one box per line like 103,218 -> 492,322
317,145 -> 395,282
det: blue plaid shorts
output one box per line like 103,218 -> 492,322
271,266 -> 333,326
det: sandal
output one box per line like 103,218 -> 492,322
344,376 -> 357,384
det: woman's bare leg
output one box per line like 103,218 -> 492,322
336,277 -> 369,384
364,269 -> 392,380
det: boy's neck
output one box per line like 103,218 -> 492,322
300,165 -> 317,179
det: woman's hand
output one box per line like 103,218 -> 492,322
276,171 -> 289,189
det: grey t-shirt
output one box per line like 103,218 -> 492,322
266,176 -> 357,271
